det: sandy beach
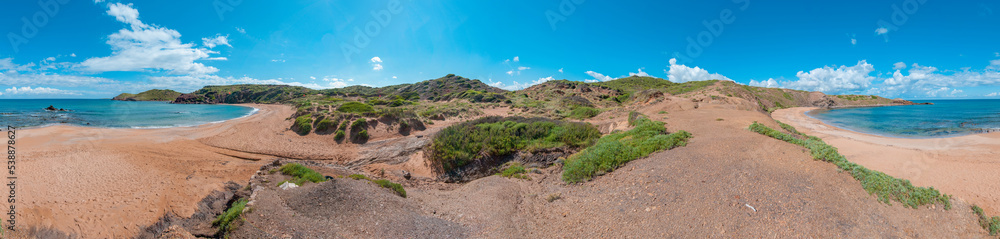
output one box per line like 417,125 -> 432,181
774,107 -> 1000,215
2,104 -> 314,238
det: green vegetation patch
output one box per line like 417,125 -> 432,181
373,179 -> 407,197
973,205 -> 1000,235
113,89 -> 182,101
567,106 -> 601,120
213,198 -> 248,234
346,174 -> 406,197
498,162 -> 529,180
429,116 -> 602,173
315,118 -> 337,132
279,163 -> 327,185
293,114 -> 313,135
749,122 -> 952,209
562,116 -> 692,183
337,101 -> 375,113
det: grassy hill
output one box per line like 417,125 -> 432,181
173,85 -> 315,104
112,89 -> 183,101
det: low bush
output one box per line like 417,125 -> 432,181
355,130 -> 369,141
748,122 -> 952,209
279,163 -> 327,184
973,205 -> 1000,235
568,106 -> 601,120
334,130 -> 346,141
373,179 -> 407,197
338,120 -> 349,131
212,198 -> 248,234
346,174 -> 406,197
337,101 -> 374,113
498,162 -> 529,180
350,118 -> 368,129
315,118 -> 337,132
293,114 -> 313,135
429,116 -> 602,173
562,117 -> 692,183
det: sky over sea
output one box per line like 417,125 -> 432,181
2,0 -> 1000,99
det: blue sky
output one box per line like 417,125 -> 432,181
2,0 -> 1000,99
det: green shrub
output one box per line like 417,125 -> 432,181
348,174 -> 369,180
293,114 -> 313,135
351,118 -> 368,129
499,162 -> 529,180
212,198 -> 248,234
279,163 -> 327,184
562,117 -> 692,183
337,101 -> 374,113
334,130 -> 346,141
315,119 -> 336,132
973,205 -> 1000,235
568,107 -> 601,120
429,116 -> 602,173
373,179 -> 407,197
338,120 -> 349,131
748,122 -> 952,209
356,130 -> 369,141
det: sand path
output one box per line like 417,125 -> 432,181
774,107 -> 1000,215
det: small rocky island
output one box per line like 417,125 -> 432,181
44,105 -> 69,111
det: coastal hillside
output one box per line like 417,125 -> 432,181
112,89 -> 182,101
318,74 -> 506,102
173,84 -> 313,104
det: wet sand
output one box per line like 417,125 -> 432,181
774,107 -> 1000,215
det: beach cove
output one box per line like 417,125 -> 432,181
774,107 -> 1000,216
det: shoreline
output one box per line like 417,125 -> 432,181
5,104 -> 288,238
803,108 -> 990,140
774,107 -> 1000,215
11,103 -> 260,131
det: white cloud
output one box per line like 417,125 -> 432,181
371,56 -> 383,71
202,34 -> 231,48
987,92 -> 999,97
781,60 -> 876,93
585,71 -> 614,82
518,66 -> 530,71
629,68 -> 651,77
506,70 -> 514,76
271,59 -> 285,63
310,76 -> 316,80
487,76 -> 555,90
78,3 -> 223,75
236,27 -> 246,34
392,76 -> 397,79
875,27 -> 888,35
748,78 -> 781,88
893,62 -> 907,70
45,57 -> 56,62
147,75 -> 354,92
4,86 -> 78,95
513,56 -> 519,62
757,59 -> 1000,97
851,38 -> 857,45
558,68 -> 563,73
70,53 -> 76,57
666,58 -> 732,83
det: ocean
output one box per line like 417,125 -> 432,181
808,99 -> 1000,138
0,99 -> 256,129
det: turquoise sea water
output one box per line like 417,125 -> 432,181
808,99 -> 1000,138
0,99 -> 256,129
